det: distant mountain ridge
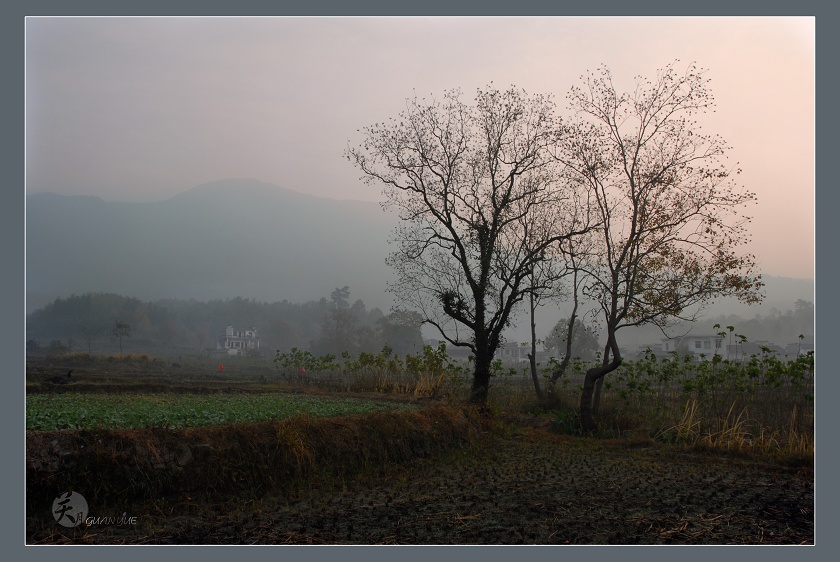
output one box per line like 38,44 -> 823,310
26,179 -> 398,315
26,179 -> 814,343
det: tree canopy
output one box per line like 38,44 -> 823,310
555,61 -> 764,429
348,63 -> 764,415
544,317 -> 600,361
347,86 -> 592,403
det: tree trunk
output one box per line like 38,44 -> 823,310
579,370 -> 598,432
580,365 -> 615,432
545,311 -> 577,399
592,377 -> 605,416
469,357 -> 492,404
579,333 -> 622,432
528,353 -> 542,401
528,293 -> 544,401
469,335 -> 493,405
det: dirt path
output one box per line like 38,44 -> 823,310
29,428 -> 813,545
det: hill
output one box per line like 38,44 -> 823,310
26,179 -> 398,315
26,179 -> 814,348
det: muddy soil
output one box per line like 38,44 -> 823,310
27,427 -> 813,545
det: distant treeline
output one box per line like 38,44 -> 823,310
615,298 -> 815,354
25,290 -> 424,358
691,299 -> 814,346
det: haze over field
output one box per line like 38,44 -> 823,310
25,17 -> 814,346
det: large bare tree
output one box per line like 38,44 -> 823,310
556,62 -> 764,430
347,86 -> 590,404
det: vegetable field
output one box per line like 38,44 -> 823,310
26,392 -> 416,431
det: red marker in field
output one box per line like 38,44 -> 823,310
218,363 -> 224,371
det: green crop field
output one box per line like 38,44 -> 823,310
26,393 -> 416,431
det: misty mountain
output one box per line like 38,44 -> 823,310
26,178 -> 814,348
26,179 -> 398,315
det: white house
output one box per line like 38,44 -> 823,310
661,334 -> 723,360
495,342 -> 531,363
217,325 -> 261,356
494,342 -> 553,364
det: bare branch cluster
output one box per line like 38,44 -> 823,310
346,62 -> 763,410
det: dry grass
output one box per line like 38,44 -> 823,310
655,399 -> 813,463
414,372 -> 446,398
27,404 -> 488,516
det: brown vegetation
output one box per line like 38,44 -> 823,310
26,356 -> 813,545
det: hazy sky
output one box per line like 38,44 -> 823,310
25,16 -> 814,280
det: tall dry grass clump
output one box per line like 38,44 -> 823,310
655,399 -> 813,461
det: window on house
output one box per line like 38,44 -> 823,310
704,340 -> 711,349
695,341 -> 702,349
715,338 -> 722,348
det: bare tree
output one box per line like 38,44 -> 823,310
112,320 -> 131,355
538,235 -> 599,399
557,62 -> 764,430
347,86 -> 591,404
520,222 -> 579,402
80,325 -> 100,355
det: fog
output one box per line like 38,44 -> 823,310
24,17 -> 815,355
25,17 -> 814,280
26,179 -> 814,357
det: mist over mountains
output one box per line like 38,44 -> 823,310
26,178 -> 813,347
26,179 -> 397,315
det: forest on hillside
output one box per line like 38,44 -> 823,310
25,288 -> 424,359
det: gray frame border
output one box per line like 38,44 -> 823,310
5,1 -> 833,561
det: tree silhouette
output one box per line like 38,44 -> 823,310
556,61 -> 764,430
348,85 -> 592,403
112,320 -> 131,355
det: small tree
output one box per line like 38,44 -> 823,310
315,287 -> 360,356
112,320 -> 131,355
80,325 -> 101,355
47,339 -> 69,357
521,234 -> 580,401
557,62 -> 763,430
377,309 -> 425,357
544,316 -> 600,362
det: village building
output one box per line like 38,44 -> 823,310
494,342 -> 530,363
217,325 -> 261,356
726,340 -> 787,360
785,340 -> 814,357
644,335 -> 797,362
660,334 -> 724,360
